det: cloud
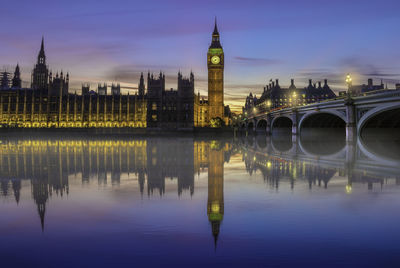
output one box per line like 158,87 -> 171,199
59,8 -> 154,19
106,64 -> 200,82
338,56 -> 400,78
234,57 -> 283,66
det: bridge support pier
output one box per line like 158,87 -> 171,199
291,110 -> 298,139
266,116 -> 272,136
346,101 -> 356,142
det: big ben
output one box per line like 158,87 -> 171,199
207,19 -> 224,121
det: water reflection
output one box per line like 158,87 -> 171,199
242,133 -> 400,193
0,132 -> 399,249
0,137 -> 233,240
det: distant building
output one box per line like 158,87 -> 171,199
350,78 -> 384,95
339,78 -> 388,97
243,78 -> 336,116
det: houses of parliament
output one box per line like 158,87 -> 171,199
0,21 -> 230,129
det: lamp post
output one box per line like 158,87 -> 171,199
345,73 -> 352,96
266,100 -> 271,111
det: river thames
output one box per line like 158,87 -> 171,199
0,132 -> 399,267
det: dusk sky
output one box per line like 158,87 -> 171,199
1,0 -> 399,112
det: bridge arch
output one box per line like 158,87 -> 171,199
271,136 -> 293,153
358,137 -> 400,166
271,116 -> 292,131
299,135 -> 346,158
256,119 -> 268,132
358,103 -> 400,136
255,135 -> 268,150
298,110 -> 347,131
247,121 -> 254,131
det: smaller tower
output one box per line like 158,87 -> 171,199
0,71 -> 11,90
111,83 -> 121,95
138,72 -> 145,96
12,64 -> 22,89
98,83 -> 107,95
82,83 -> 90,95
31,37 -> 49,92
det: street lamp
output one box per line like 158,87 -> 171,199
346,73 -> 352,94
266,100 -> 271,111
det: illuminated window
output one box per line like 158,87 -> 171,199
152,103 -> 157,110
152,115 -> 157,121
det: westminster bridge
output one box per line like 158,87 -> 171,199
240,90 -> 400,140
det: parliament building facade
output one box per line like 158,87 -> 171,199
0,21 -> 230,129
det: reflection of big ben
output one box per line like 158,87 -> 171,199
207,19 -> 224,121
207,141 -> 224,246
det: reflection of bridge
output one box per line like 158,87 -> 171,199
240,135 -> 400,191
240,90 -> 400,140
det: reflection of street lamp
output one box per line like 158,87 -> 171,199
346,73 -> 352,94
345,184 -> 352,194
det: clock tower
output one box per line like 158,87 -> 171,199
207,19 -> 224,122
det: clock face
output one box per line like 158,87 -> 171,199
211,55 -> 220,64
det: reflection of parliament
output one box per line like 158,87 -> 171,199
0,138 -> 230,243
0,21 -> 230,128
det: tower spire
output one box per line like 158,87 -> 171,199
37,36 -> 46,65
213,17 -> 219,35
41,36 -> 44,52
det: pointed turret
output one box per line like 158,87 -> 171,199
38,203 -> 45,232
139,72 -> 145,96
12,64 -> 22,88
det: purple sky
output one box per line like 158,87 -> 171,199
1,0 -> 399,111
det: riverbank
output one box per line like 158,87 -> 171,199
0,127 -> 234,138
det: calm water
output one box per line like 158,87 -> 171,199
0,132 -> 400,267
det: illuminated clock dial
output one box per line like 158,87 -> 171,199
211,55 -> 220,64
